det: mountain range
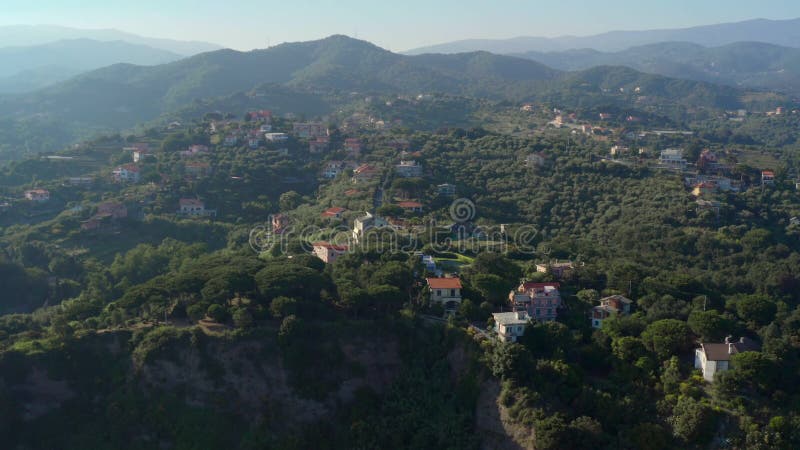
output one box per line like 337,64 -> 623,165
0,25 -> 222,56
513,41 -> 800,95
0,39 -> 183,93
405,18 -> 800,54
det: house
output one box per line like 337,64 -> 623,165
259,124 -> 273,133
223,135 -> 239,147
344,138 -> 362,158
132,149 -> 153,163
97,201 -> 128,219
493,311 -> 532,342
272,213 -> 290,234
322,207 -> 346,219
352,164 -> 379,183
24,189 -> 50,202
312,241 -> 348,264
179,198 -> 213,217
598,113 -> 613,120
185,161 -> 211,178
67,177 -> 93,187
395,160 -> 423,178
427,277 -> 463,311
437,183 -> 457,197
610,145 -> 630,156
535,261 -> 574,279
520,103 -> 535,112
123,143 -> 149,152
293,122 -> 328,139
113,164 -> 141,183
697,150 -> 719,172
525,153 -> 546,168
322,161 -> 345,179
762,170 -> 775,186
397,201 -> 423,213
694,337 -> 761,382
692,182 -> 718,198
659,149 -> 687,170
248,110 -> 273,122
510,282 -> 561,322
421,254 -> 438,273
352,212 -> 388,243
180,145 -> 209,157
265,133 -> 289,143
248,138 -> 261,149
591,295 -> 633,329
309,136 -> 330,153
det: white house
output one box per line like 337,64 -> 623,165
659,149 -> 687,170
395,160 -> 423,178
113,164 -> 140,183
24,189 -> 50,202
694,337 -> 760,382
352,212 -> 388,243
265,133 -> 289,143
178,198 -> 215,217
493,311 -> 532,343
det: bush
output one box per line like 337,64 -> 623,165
186,303 -> 206,322
206,304 -> 228,323
232,309 -> 254,328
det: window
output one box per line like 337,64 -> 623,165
436,289 -> 441,296
450,289 -> 455,297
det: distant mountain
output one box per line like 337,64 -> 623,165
514,41 -> 800,95
0,25 -> 222,56
0,39 -> 183,93
0,35 -> 559,128
405,18 -> 800,54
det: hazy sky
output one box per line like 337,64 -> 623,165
1,0 -> 800,51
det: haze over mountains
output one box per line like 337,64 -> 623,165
405,18 -> 800,54
0,35 -> 756,132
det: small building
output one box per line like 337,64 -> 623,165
692,182 -> 718,198
510,282 -> 561,322
659,149 -> 687,170
344,138 -> 362,158
67,177 -> 93,187
123,143 -> 149,152
97,201 -> 128,219
249,110 -> 273,122
248,138 -> 261,149
265,133 -> 289,143
293,122 -> 328,139
352,164 -> 380,183
322,161 -> 345,179
493,311 -> 532,343
223,135 -> 239,147
525,153 -> 546,168
426,277 -> 463,311
309,136 -> 330,153
397,201 -> 423,213
322,207 -> 346,219
694,337 -> 760,382
24,189 -> 50,202
395,160 -> 423,178
610,145 -> 629,157
181,145 -> 210,157
132,149 -> 154,163
113,164 -> 140,183
535,261 -> 574,279
259,124 -> 273,133
312,241 -> 348,264
437,183 -> 456,197
761,170 -> 775,186
179,198 -> 210,217
352,212 -> 388,243
591,295 -> 633,329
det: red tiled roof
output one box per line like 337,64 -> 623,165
427,277 -> 462,289
762,170 -> 775,176
322,207 -> 346,217
397,201 -> 423,208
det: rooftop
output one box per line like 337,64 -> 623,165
493,311 -> 530,326
427,277 -> 462,289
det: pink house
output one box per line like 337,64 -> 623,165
24,189 -> 50,202
312,242 -> 348,263
509,282 -> 562,322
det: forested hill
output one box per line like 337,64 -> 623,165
0,35 -> 771,131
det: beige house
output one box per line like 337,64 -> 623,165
426,277 -> 462,311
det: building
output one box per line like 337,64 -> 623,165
437,183 -> 456,197
97,201 -> 128,219
312,241 -> 348,264
509,282 -> 561,322
395,160 -> 423,178
67,177 -> 93,187
309,136 -> 330,153
265,133 -> 289,143
248,110 -> 273,122
185,161 -> 211,178
322,207 -> 346,219
610,145 -> 630,157
352,164 -> 380,183
24,189 -> 50,202
493,311 -> 532,343
352,212 -> 388,243
762,170 -> 775,186
179,198 -> 212,217
223,135 -> 239,147
694,337 -> 760,382
322,161 -> 345,179
181,145 -> 209,157
659,149 -> 687,170
132,149 -> 153,163
123,143 -> 149,153
293,122 -> 328,139
113,164 -> 140,183
248,138 -> 261,149
692,182 -> 718,198
344,138 -> 362,158
397,201 -> 423,213
525,153 -> 546,168
591,295 -> 633,329
427,277 -> 463,311
535,261 -> 574,279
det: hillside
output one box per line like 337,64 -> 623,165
0,34 -> 768,136
405,17 -> 800,54
514,41 -> 800,95
0,39 -> 183,93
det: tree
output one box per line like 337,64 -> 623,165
279,191 -> 302,212
734,295 -> 777,327
688,310 -> 731,341
269,296 -> 298,318
232,309 -> 254,328
661,356 -> 682,394
612,336 -> 647,362
470,273 -> 509,304
206,304 -> 228,323
641,319 -> 692,361
670,396 -> 716,444
488,342 -> 532,380
186,303 -> 206,322
576,289 -> 599,304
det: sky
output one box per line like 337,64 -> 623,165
1,0 -> 800,51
